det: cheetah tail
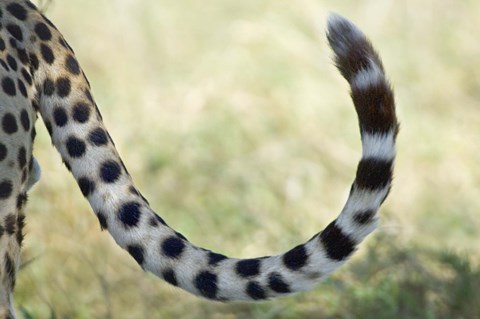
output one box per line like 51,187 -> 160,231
327,13 -> 398,136
34,9 -> 397,301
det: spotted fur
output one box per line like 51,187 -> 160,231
0,2 -> 398,317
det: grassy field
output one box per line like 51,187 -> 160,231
16,0 -> 480,318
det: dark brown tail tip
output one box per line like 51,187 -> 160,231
327,13 -> 383,82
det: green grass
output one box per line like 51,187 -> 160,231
15,0 -> 480,318
335,238 -> 480,319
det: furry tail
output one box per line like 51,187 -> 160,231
323,13 -> 398,254
31,7 -> 397,301
327,13 -> 398,135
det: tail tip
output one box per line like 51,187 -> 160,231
326,13 -> 366,54
326,13 -> 350,30
327,13 -> 361,35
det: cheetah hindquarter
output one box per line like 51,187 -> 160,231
0,1 -> 398,316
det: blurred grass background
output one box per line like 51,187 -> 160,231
16,0 -> 480,318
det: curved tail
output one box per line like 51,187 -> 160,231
30,9 -> 397,301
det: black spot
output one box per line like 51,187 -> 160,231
21,68 -> 32,85
4,253 -> 15,282
34,22 -> 52,41
16,214 -> 25,245
6,24 -> 23,41
17,79 -> 27,98
7,55 -> 17,71
21,168 -> 28,184
283,244 -> 308,271
59,37 -> 69,49
118,202 -> 142,227
236,259 -> 261,278
149,213 -> 166,227
161,236 -> 185,259
355,158 -> 392,190
55,77 -> 71,98
268,272 -> 290,293
43,78 -> 54,96
40,44 -> 54,64
0,61 -> 8,72
130,186 -> 140,197
6,3 -> 27,21
246,281 -> 266,300
88,127 -> 108,146
353,209 -> 376,224
0,143 -> 7,161
100,160 -> 121,183
2,113 -> 18,134
53,107 -> 68,127
0,38 -> 5,51
17,213 -> 26,229
162,269 -> 178,286
2,77 -> 16,96
208,252 -> 228,266
5,214 -> 16,235
66,136 -> 86,158
195,271 -> 218,299
72,102 -> 90,123
78,177 -> 95,197
16,49 -> 29,65
97,211 -> 107,230
129,186 -> 149,205
66,55 -> 80,75
127,244 -> 145,266
29,53 -> 39,71
9,38 -> 18,49
148,216 -> 159,227
20,109 -> 30,131
16,193 -> 27,209
320,221 -> 356,261
17,147 -> 26,168
0,180 -> 13,199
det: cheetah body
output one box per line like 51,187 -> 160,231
0,1 -> 398,318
